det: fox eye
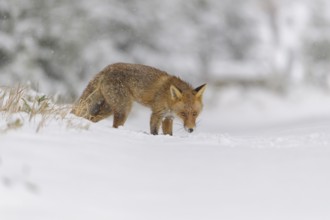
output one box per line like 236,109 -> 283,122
192,112 -> 198,117
180,112 -> 186,117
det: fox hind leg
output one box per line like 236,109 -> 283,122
101,81 -> 134,128
90,99 -> 104,116
89,99 -> 113,122
72,88 -> 113,122
113,110 -> 129,128
111,97 -> 133,128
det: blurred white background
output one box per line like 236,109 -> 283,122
1,0 -> 330,100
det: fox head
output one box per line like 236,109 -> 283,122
170,84 -> 206,133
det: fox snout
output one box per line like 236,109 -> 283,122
184,120 -> 196,133
185,127 -> 194,133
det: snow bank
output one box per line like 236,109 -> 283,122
1,86 -> 330,220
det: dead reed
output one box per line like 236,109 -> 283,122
0,85 -> 86,132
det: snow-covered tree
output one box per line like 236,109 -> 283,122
1,0 -> 330,100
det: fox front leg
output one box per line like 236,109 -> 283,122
162,117 -> 173,136
150,112 -> 163,135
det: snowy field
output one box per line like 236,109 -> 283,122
1,86 -> 330,220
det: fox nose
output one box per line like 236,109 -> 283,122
188,128 -> 194,133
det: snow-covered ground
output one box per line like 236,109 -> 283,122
1,86 -> 330,220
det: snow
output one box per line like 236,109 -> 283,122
1,86 -> 330,220
4,0 -> 329,99
2,1 -> 330,218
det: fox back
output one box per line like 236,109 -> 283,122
72,63 -> 206,135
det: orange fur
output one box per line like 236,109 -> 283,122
71,63 -> 206,135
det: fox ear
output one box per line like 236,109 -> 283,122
194,84 -> 206,98
170,85 -> 183,100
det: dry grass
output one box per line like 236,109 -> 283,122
0,85 -> 89,132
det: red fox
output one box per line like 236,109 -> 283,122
71,63 -> 206,135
